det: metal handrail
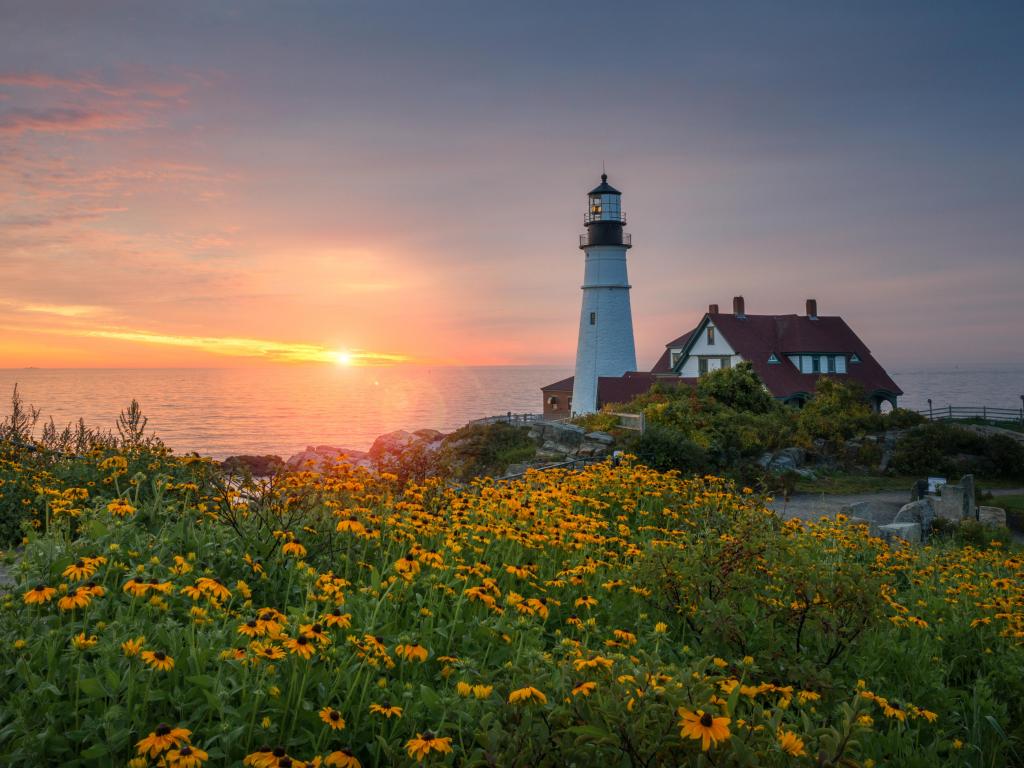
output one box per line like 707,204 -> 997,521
579,232 -> 632,248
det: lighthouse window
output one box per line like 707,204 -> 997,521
589,312 -> 596,325
589,196 -> 602,215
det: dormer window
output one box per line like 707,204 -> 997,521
707,327 -> 715,345
767,353 -> 780,364
850,353 -> 861,364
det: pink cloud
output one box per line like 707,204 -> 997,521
0,106 -> 143,135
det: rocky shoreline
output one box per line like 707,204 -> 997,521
221,420 -> 618,478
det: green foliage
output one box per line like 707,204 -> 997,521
437,422 -> 536,481
573,412 -> 619,433
696,361 -> 776,414
891,423 -> 1024,480
796,377 -> 875,445
632,423 -> 707,473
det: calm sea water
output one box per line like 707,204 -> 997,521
0,366 -> 1020,459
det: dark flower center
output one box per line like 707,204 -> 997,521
700,713 -> 713,727
312,624 -> 323,633
75,560 -> 85,568
149,578 -> 159,584
297,637 -> 309,645
423,730 -> 435,740
154,652 -> 166,660
272,746 -> 286,757
155,724 -> 171,736
247,620 -> 257,627
33,585 -> 45,591
280,759 -> 292,768
329,711 -> 340,721
179,746 -> 193,756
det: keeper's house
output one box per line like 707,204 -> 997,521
542,296 -> 902,417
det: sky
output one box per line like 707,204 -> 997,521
1,1 -> 1022,370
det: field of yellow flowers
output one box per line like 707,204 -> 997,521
0,444 -> 1022,767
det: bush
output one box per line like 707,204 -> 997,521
437,422 -> 536,480
797,378 -> 876,445
890,423 -> 1024,480
695,362 -> 777,414
632,423 -> 708,473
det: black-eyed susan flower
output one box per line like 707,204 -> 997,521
777,730 -> 805,757
405,731 -> 453,762
122,636 -> 145,657
71,632 -> 97,650
678,707 -> 731,751
323,608 -> 352,628
394,643 -> 428,662
58,587 -> 92,611
141,650 -> 175,671
319,706 -> 346,730
23,584 -> 56,605
572,681 -> 597,697
283,635 -> 316,659
324,749 -> 361,768
369,702 -> 403,719
136,724 -> 191,758
508,686 -> 546,705
165,744 -> 209,767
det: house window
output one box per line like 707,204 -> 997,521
699,358 -> 708,375
812,356 -> 820,373
589,312 -> 596,325
850,353 -> 861,364
669,351 -> 681,368
767,353 -> 780,364
707,327 -> 715,345
836,356 -> 847,374
827,356 -> 836,373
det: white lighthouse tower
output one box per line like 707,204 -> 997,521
571,174 -> 637,414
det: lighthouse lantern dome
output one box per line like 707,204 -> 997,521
586,174 -> 623,223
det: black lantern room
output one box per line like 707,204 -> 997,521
580,174 -> 631,249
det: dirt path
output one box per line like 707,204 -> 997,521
770,487 -> 1024,522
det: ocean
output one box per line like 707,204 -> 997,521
0,366 -> 1020,460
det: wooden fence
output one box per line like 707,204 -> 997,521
916,405 -> 1024,425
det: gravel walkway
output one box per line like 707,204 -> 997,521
771,488 -> 1024,523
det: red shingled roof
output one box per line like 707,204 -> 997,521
650,329 -> 695,373
540,376 -> 575,392
679,313 -> 902,398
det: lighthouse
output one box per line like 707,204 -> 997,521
571,174 -> 637,414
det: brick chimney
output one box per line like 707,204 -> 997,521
732,296 -> 745,318
806,298 -> 818,319
708,303 -> 719,314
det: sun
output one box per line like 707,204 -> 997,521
333,350 -> 354,366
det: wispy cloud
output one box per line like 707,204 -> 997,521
76,326 -> 410,365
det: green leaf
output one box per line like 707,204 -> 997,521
80,743 -> 109,759
78,677 -> 106,698
186,674 -> 217,689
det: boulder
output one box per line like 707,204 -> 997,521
413,428 -> 445,442
878,522 -> 922,545
776,447 -> 806,466
978,506 -> 1008,527
285,446 -> 371,471
839,500 -> 902,526
584,431 -> 615,446
575,441 -> 611,458
894,498 -> 935,531
769,453 -> 798,471
221,454 -> 284,476
757,452 -> 774,469
843,516 -> 882,537
369,430 -> 416,459
935,484 -> 970,521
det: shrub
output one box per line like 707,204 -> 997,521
695,362 -> 777,414
437,422 -> 536,480
797,378 -> 876,445
632,423 -> 707,473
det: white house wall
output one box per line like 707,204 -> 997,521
678,321 -> 742,377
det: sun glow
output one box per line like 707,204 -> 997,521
333,350 -> 354,366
